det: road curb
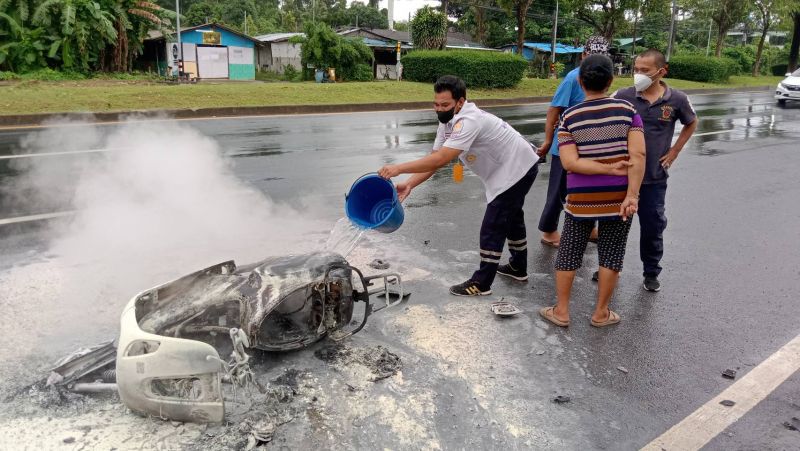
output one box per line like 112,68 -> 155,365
0,86 -> 773,128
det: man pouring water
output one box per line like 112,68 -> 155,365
378,75 -> 540,297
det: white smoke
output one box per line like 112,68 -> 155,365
0,118 -> 330,360
45,119 -> 324,271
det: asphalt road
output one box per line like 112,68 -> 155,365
0,91 -> 798,450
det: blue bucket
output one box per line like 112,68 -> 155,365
345,173 -> 405,233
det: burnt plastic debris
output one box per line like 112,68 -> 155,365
552,395 -> 571,404
314,344 -> 401,381
368,259 -> 390,270
376,288 -> 410,302
722,369 -> 737,379
490,300 -> 522,317
720,400 -> 736,407
46,341 -> 117,392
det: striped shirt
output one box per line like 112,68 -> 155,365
557,97 -> 644,220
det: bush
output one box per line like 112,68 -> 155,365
293,23 -> 373,82
337,38 -> 374,80
721,57 -> 741,77
341,63 -> 373,81
16,68 -> 87,81
667,55 -> 732,83
675,43 -> 700,54
255,70 -> 284,82
95,72 -> 160,81
402,50 -> 527,88
772,64 -> 789,77
0,71 -> 19,81
282,64 -> 300,81
723,46 -> 756,75
554,62 -> 566,78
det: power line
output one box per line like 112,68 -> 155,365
469,3 -> 726,35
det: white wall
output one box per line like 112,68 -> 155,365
271,42 -> 302,73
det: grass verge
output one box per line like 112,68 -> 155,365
0,75 -> 782,116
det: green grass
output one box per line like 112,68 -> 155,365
254,70 -> 291,82
0,75 -> 782,116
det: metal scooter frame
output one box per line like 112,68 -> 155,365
322,263 -> 404,340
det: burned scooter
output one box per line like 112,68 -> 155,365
47,252 -> 404,423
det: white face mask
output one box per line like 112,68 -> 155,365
634,73 -> 655,91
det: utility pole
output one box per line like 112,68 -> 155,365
631,7 -> 639,71
176,0 -> 182,76
244,10 -> 248,35
550,0 -> 559,78
706,19 -> 712,57
666,0 -> 677,61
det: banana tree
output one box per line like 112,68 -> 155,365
0,12 -> 50,71
32,0 -> 118,70
106,1 -> 170,72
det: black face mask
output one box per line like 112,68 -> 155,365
437,106 -> 456,124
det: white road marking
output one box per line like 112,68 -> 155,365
691,129 -> 734,138
0,148 -> 112,160
0,211 -> 74,226
642,333 -> 800,451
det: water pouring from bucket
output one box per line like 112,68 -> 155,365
345,173 -> 405,233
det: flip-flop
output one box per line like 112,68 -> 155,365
590,309 -> 621,328
540,238 -> 560,248
538,306 -> 569,327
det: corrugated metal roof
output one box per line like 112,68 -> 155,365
501,42 -> 584,54
616,38 -> 643,47
255,32 -> 305,43
145,23 -> 263,44
445,44 -> 497,51
339,28 -> 484,48
361,37 -> 413,49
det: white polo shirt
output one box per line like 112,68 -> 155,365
433,101 -> 539,203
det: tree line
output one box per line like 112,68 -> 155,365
2,0 -> 799,75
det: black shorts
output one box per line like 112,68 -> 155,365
555,214 -> 632,272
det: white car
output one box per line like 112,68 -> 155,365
776,68 -> 800,105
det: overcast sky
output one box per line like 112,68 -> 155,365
376,0 -> 441,23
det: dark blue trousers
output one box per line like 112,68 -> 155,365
537,155 -> 567,233
472,164 -> 538,289
637,182 -> 668,278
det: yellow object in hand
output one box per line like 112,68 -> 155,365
453,162 -> 464,183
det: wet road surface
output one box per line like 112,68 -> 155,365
0,91 -> 799,449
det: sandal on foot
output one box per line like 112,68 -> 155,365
590,309 -> 620,328
540,238 -> 560,248
539,306 -> 569,327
